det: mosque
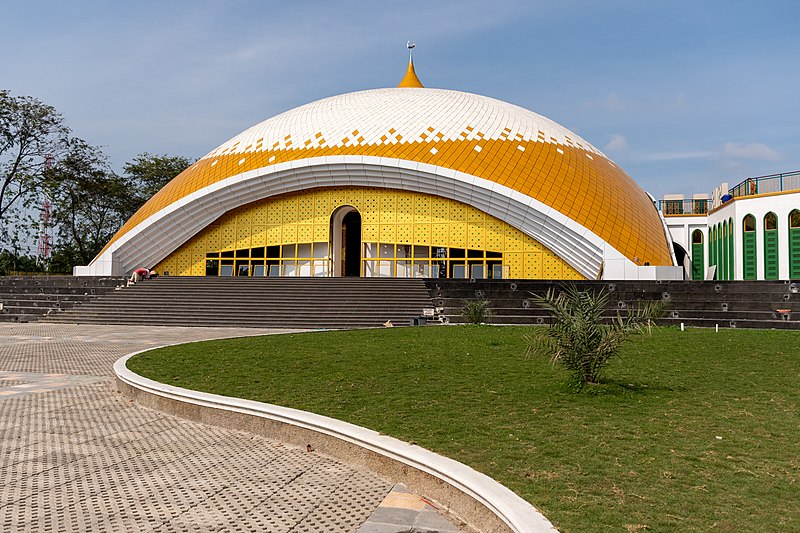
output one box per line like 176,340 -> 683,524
77,49 -> 684,281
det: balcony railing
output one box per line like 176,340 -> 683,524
729,170 -> 800,198
658,199 -> 709,215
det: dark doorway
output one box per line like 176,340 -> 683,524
342,210 -> 362,276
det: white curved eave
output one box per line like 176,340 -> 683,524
114,351 -> 558,532
89,156 -> 631,278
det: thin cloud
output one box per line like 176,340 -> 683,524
632,141 -> 782,163
634,150 -> 715,162
584,92 -> 629,112
720,142 -> 781,161
605,134 -> 629,151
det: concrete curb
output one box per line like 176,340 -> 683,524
115,350 -> 557,533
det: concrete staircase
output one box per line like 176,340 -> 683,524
42,277 -> 435,329
0,276 -> 127,323
426,279 -> 800,330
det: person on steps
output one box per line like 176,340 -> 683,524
129,267 -> 155,284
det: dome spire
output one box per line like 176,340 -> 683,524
398,41 -> 424,88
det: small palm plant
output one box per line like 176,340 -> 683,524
461,299 -> 493,324
526,285 -> 664,387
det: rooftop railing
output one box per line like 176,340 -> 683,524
729,170 -> 800,198
658,199 -> 709,215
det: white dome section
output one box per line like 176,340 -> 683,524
204,88 -> 608,160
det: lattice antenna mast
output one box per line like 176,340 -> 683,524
36,155 -> 55,268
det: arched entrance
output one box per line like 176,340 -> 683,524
330,206 -> 362,277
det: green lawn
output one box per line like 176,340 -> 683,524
128,326 -> 800,532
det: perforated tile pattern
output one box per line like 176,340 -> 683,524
0,324 -> 398,532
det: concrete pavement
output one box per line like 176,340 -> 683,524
0,324 -> 463,532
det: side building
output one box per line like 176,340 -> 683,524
661,170 -> 800,281
76,57 -> 681,281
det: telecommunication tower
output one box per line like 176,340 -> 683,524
36,155 -> 55,266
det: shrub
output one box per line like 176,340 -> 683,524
461,299 -> 493,324
526,285 -> 665,387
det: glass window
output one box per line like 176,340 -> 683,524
313,242 -> 329,258
380,243 -> 394,258
396,260 -> 412,277
692,229 -> 704,244
743,215 -> 755,232
282,244 -> 296,258
312,260 -> 328,277
492,264 -> 507,279
378,260 -> 393,277
297,243 -> 312,258
765,212 -> 778,230
452,264 -> 467,279
220,265 -> 234,276
252,265 -> 266,276
450,248 -> 465,258
471,264 -> 486,279
790,210 -> 800,229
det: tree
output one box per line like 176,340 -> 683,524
0,90 -> 70,226
47,139 -> 128,266
526,285 -> 665,388
121,152 -> 192,220
0,248 -> 42,276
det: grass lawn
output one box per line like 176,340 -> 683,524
128,326 -> 799,532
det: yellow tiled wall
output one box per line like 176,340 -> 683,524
155,187 -> 584,279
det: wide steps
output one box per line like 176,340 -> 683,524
0,276 -> 127,323
43,277 -> 434,329
429,279 -> 800,330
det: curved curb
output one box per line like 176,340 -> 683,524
115,350 -> 557,533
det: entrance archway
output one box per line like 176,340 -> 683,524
330,206 -> 362,277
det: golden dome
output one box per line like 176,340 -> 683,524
94,88 -> 673,276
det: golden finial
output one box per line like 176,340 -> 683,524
398,41 -> 424,88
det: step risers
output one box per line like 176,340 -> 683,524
40,277 -> 436,328
428,279 -> 800,330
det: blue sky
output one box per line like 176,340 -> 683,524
3,0 -> 798,199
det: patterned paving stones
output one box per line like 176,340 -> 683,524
0,324 -> 464,532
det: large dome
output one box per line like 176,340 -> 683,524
91,87 -> 673,278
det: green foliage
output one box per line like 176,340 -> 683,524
0,90 -> 70,220
45,139 -> 128,266
121,153 -> 193,220
527,285 -> 665,386
0,248 -> 43,275
461,298 -> 493,324
129,327 -> 800,532
0,91 -> 193,270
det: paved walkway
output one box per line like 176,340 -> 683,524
0,324 -> 464,532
